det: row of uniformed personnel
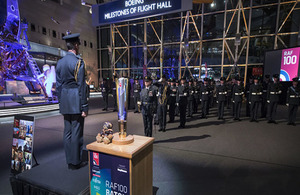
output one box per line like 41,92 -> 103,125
135,74 -> 300,137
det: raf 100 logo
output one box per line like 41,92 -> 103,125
283,50 -> 297,65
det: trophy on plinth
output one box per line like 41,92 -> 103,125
112,77 -> 134,145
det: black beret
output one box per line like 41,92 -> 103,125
134,76 -> 139,80
204,77 -> 209,81
292,77 -> 299,82
170,78 -> 175,82
220,77 -> 226,81
161,75 -> 166,79
265,75 -> 270,79
273,74 -> 279,78
175,80 -> 179,83
180,77 -> 186,81
144,76 -> 152,82
188,79 -> 193,82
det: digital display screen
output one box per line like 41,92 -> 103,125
92,0 -> 193,26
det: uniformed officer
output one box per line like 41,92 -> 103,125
193,79 -> 200,114
139,76 -> 157,137
226,78 -> 233,109
267,74 -> 282,124
56,33 -> 88,170
175,80 -> 180,116
209,78 -> 215,109
245,76 -> 253,117
157,75 -> 170,132
100,78 -> 109,111
133,76 -> 141,113
261,75 -> 271,118
200,78 -> 210,119
232,77 -> 244,121
187,79 -> 194,117
216,77 -> 227,120
249,76 -> 263,122
111,75 -> 117,112
286,77 -> 300,126
176,77 -> 189,128
168,78 -> 177,123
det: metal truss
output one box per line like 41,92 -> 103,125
97,0 -> 300,82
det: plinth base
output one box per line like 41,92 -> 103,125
112,133 -> 134,145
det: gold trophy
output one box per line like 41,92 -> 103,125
112,77 -> 134,145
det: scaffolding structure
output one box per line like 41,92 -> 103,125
97,0 -> 300,82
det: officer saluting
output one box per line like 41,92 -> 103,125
267,74 -> 282,124
286,77 -> 300,126
232,77 -> 244,121
216,77 -> 227,120
56,33 -> 88,170
139,76 -> 157,137
249,76 -> 262,122
168,78 -> 177,123
200,78 -> 210,119
133,76 -> 141,113
176,77 -> 189,128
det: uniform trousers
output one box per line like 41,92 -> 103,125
201,100 -> 209,118
250,101 -> 260,120
63,114 -> 84,165
267,101 -> 278,121
179,101 -> 187,126
288,104 -> 298,123
234,101 -> 242,119
157,103 -> 167,130
218,101 -> 225,119
142,109 -> 153,137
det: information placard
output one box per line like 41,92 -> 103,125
90,151 -> 130,195
11,115 -> 35,174
92,0 -> 193,26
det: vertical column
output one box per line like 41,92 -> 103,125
179,12 -> 183,79
274,0 -> 281,50
221,0 -> 228,77
128,22 -> 130,78
98,26 -> 102,82
144,19 -> 147,75
199,4 -> 204,79
244,0 -> 253,86
160,16 -> 164,77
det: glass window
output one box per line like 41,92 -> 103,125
147,20 -> 161,45
101,50 -> 110,69
115,25 -> 128,47
62,33 -> 65,39
202,41 -> 223,65
52,30 -> 57,38
251,5 -> 277,35
130,23 -> 144,46
163,18 -> 180,43
100,28 -> 110,48
84,40 -> 87,47
31,23 -> 36,32
115,49 -> 128,68
203,13 -> 224,39
130,47 -> 144,68
90,42 -> 93,48
42,27 -> 47,35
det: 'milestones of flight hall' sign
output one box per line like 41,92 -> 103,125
92,0 -> 193,26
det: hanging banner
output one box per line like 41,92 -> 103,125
11,115 -> 35,174
92,0 -> 193,26
280,47 -> 300,81
90,152 -> 130,195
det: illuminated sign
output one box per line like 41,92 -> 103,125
92,0 -> 193,26
280,47 -> 300,81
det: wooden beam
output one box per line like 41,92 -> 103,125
193,0 -> 213,3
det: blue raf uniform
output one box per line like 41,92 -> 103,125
133,77 -> 142,113
187,79 -> 194,117
176,77 -> 189,128
232,77 -> 244,121
100,78 -> 109,111
56,33 -> 89,168
216,77 -> 227,120
249,77 -> 263,122
168,79 -> 177,123
140,76 -> 157,137
200,78 -> 210,119
267,74 -> 282,124
157,75 -> 170,132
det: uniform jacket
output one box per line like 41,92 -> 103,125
133,83 -> 141,98
232,84 -> 245,102
286,85 -> 300,105
168,85 -> 177,104
176,84 -> 189,104
100,83 -> 109,96
56,52 -> 88,114
188,85 -> 195,101
267,82 -> 282,102
140,85 -> 157,115
111,81 -> 116,97
157,83 -> 170,105
200,85 -> 210,101
193,84 -> 200,99
216,85 -> 227,102
249,84 -> 263,102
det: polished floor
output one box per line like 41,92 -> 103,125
1,97 -> 300,194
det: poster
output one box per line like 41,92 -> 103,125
90,151 -> 130,195
11,115 -> 34,174
280,47 -> 300,81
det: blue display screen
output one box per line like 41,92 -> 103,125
93,0 -> 192,26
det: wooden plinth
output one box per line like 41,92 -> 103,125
87,135 -> 154,195
112,133 -> 134,145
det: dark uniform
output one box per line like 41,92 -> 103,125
245,77 -> 253,117
140,76 -> 157,137
168,79 -> 177,123
232,78 -> 244,120
111,78 -> 117,112
133,77 -> 141,113
209,79 -> 215,109
286,78 -> 300,126
226,79 -> 233,109
267,74 -> 282,123
157,78 -> 170,132
261,75 -> 270,118
200,78 -> 210,119
249,78 -> 263,122
100,79 -> 109,111
216,77 -> 227,120
187,80 -> 195,117
175,80 -> 180,116
56,33 -> 89,168
177,78 -> 189,128
193,81 -> 200,114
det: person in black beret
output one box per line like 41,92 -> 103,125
176,77 -> 189,128
157,75 -> 170,132
266,74 -> 282,124
100,77 -> 109,111
139,76 -> 157,137
175,79 -> 180,116
200,78 -> 211,119
261,74 -> 271,118
168,78 -> 177,123
56,32 -> 88,170
193,79 -> 200,114
286,77 -> 300,126
187,79 -> 195,117
245,75 -> 254,117
133,76 -> 141,113
232,77 -> 244,121
216,77 -> 227,120
249,76 -> 263,122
